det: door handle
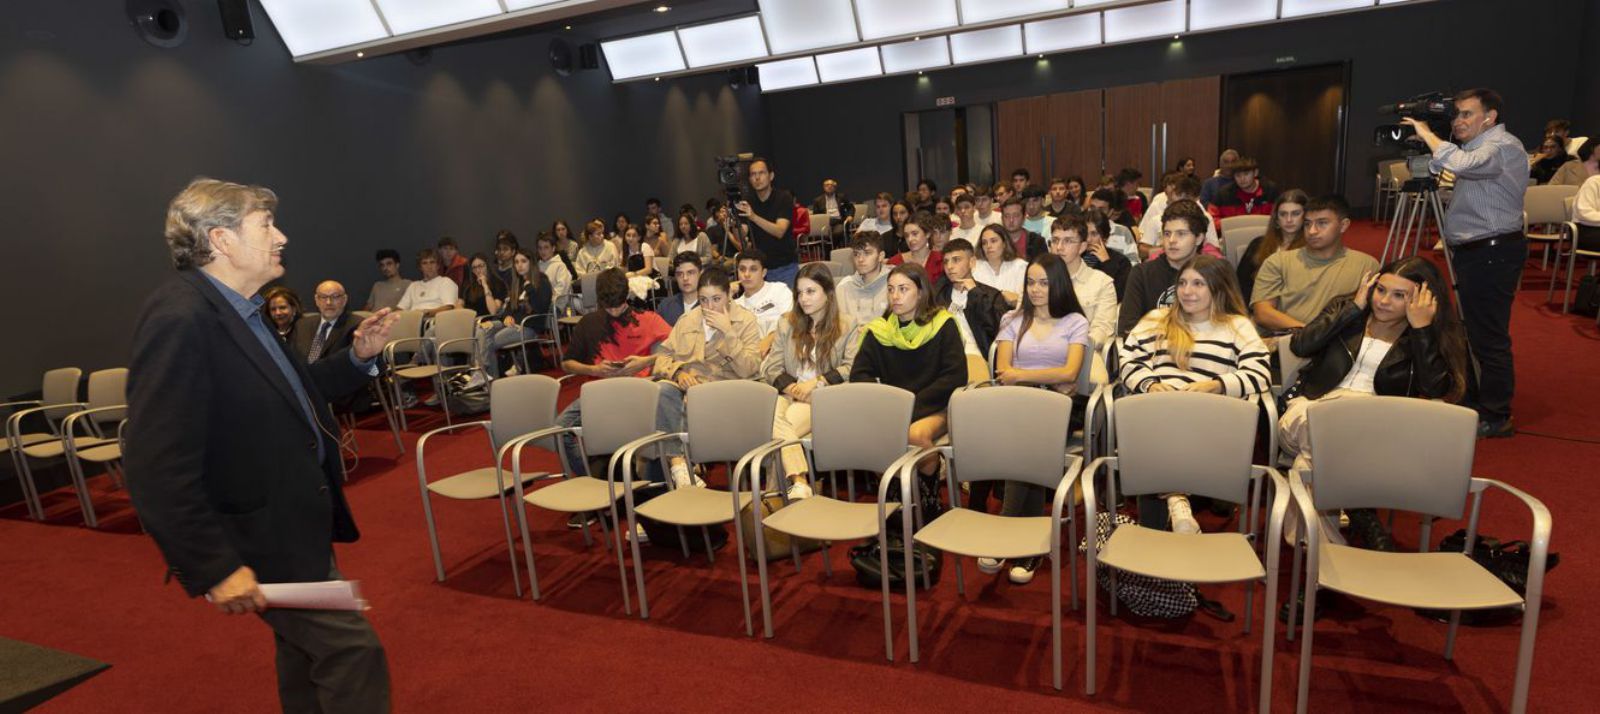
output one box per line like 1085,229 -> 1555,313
1150,123 -> 1158,183
1161,122 -> 1169,175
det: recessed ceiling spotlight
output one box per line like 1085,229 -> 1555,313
917,71 -> 924,75
913,36 -> 920,41
1172,34 -> 1180,40
563,25 -> 572,30
1037,54 -> 1044,59
654,76 -> 661,81
355,51 -> 364,58
654,4 -> 670,12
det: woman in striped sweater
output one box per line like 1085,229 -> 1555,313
1118,254 -> 1270,533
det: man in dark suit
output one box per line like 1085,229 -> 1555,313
125,178 -> 398,713
293,280 -> 359,363
809,178 -> 851,243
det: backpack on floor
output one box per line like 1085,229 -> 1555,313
1083,511 -> 1197,619
1573,275 -> 1599,317
848,533 -> 943,591
1415,528 -> 1560,626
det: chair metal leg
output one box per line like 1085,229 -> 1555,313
1068,514 -> 1080,610
604,499 -> 632,616
1286,537 -> 1304,641
878,524 -> 895,661
732,496 -> 754,637
1295,582 -> 1319,714
1085,550 -> 1098,695
702,526 -> 715,565
1050,545 -> 1063,691
629,508 -> 650,619
514,496 -> 540,602
753,497 -> 775,639
497,492 -> 524,599
676,525 -> 691,559
1108,568 -> 1119,617
13,452 -> 44,521
903,513 -> 920,663
420,492 -> 447,582
1259,565 -> 1281,713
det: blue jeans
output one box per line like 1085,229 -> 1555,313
766,262 -> 799,289
555,382 -> 686,477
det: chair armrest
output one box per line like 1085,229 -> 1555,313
6,402 -> 86,441
612,431 -> 685,487
414,420 -> 492,486
1258,467 -> 1291,564
739,438 -> 809,496
1079,456 -> 1117,524
1285,469 -> 1322,555
383,337 -> 434,366
61,406 -> 129,442
0,399 -> 42,412
435,337 -> 478,357
1469,477 -> 1554,605
732,438 -> 788,493
1049,455 -> 1086,540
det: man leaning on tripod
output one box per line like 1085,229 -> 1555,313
1403,88 -> 1527,439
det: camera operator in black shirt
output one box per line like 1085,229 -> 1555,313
736,157 -> 798,287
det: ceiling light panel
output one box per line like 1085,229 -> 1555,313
1103,0 -> 1186,43
757,57 -> 819,91
855,0 -> 960,41
757,0 -> 860,54
258,0 -> 390,57
505,0 -> 572,8
949,25 -> 1023,65
957,0 -> 1070,24
372,0 -> 502,36
1022,13 -> 1101,54
815,47 -> 883,82
677,16 -> 769,68
879,36 -> 950,74
1281,0 -> 1378,17
601,31 -> 687,80
1188,0 -> 1279,30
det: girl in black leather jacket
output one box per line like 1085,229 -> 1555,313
1277,256 -> 1468,549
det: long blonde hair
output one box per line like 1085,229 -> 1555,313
1155,255 -> 1249,370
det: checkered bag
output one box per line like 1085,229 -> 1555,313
1083,511 -> 1197,618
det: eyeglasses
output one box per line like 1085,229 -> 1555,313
315,293 -> 346,301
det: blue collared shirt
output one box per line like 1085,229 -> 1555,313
202,272 -> 372,462
1430,124 -> 1529,244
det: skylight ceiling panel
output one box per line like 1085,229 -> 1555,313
372,0 -> 504,37
855,0 -> 961,41
677,16 -> 770,68
757,0 -> 861,54
601,31 -> 687,80
258,0 -> 390,57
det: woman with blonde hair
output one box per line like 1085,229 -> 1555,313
760,263 -> 864,500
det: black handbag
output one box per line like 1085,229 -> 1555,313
1573,274 -> 1599,317
848,534 -> 942,591
1416,528 -> 1559,626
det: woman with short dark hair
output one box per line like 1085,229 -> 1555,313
262,286 -> 301,343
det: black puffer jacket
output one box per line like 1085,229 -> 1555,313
1288,296 -> 1454,401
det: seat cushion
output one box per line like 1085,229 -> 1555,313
75,443 -> 123,463
0,433 -> 57,455
1099,524 -> 1264,584
23,437 -> 115,460
524,475 -> 652,513
763,497 -> 900,542
913,508 -> 1052,559
426,467 -> 545,500
1318,544 -> 1523,610
634,487 -> 751,527
394,365 -> 442,380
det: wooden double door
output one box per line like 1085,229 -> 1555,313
998,76 -> 1221,185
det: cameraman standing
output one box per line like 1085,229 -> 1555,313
736,157 -> 797,287
1404,88 -> 1527,438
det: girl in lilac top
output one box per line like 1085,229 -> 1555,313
982,254 -> 1089,586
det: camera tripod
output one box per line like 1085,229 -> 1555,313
1379,176 -> 1466,322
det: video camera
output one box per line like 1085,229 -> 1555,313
1374,91 -> 1455,151
715,152 -> 754,206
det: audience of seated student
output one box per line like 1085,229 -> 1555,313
838,231 -> 891,326
1115,168 -> 1146,221
641,214 -> 671,258
1087,188 -> 1141,261
263,285 -> 301,343
973,185 -> 1002,227
574,218 -> 622,280
1175,156 -> 1197,177
551,219 -> 581,268
993,182 -> 1016,210
436,236 -> 468,288
927,213 -> 952,253
1279,257 -> 1468,550
1048,217 -> 1118,348
657,252 -> 702,326
610,213 -> 631,247
1529,134 -> 1574,185
644,197 -> 673,240
535,232 -> 573,314
932,196 -> 955,231
397,248 -> 459,316
703,197 -> 722,230
1117,200 -> 1208,335
850,263 -> 967,477
294,281 -> 357,363
732,247 -> 793,351
1139,173 -> 1220,259
974,223 -> 1030,307
1251,194 -> 1378,335
1021,186 -> 1053,236
980,253 -> 1090,584
883,199 -> 913,255
1011,167 -> 1032,194
811,178 -> 851,242
887,211 -> 946,285
492,231 -> 519,288
1575,164 -> 1600,252
475,247 -> 554,378
1064,175 -> 1089,209
459,253 -> 508,335
620,224 -> 657,294
949,192 -> 982,246
1206,155 -> 1280,228
653,266 -> 764,488
999,197 -> 1048,262
1046,177 -> 1077,217
670,212 -> 715,262
760,263 -> 865,500
855,191 -> 896,237
1200,148 -> 1242,203
935,237 -> 1010,359
1237,189 -> 1308,304
1083,209 -> 1134,301
913,179 -> 938,213
554,269 -> 673,505
365,248 -> 410,312
704,201 -> 741,262
1119,255 -> 1270,533
1550,137 -> 1597,187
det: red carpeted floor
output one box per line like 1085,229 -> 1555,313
2,222 -> 1596,713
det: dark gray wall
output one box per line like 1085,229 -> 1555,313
0,1 -> 767,398
1576,0 -> 1600,132
768,0 -> 1585,212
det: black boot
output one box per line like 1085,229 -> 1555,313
1347,508 -> 1396,552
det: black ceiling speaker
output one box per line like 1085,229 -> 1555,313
745,66 -> 759,86
125,0 -> 187,48
216,0 -> 254,41
406,47 -> 433,66
727,68 -> 744,90
549,38 -> 574,76
578,43 -> 600,71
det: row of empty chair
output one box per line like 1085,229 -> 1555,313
3,367 -> 128,528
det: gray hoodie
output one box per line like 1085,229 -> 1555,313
836,268 -> 889,326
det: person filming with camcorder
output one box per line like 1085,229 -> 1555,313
1399,88 -> 1527,439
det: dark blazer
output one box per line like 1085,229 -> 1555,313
810,192 -> 852,221
1289,296 -> 1456,402
934,278 -> 1009,357
292,312 -> 358,363
125,270 -> 373,597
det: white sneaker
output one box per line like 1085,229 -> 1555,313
670,462 -> 704,489
977,557 -> 1003,574
1167,495 -> 1200,535
1008,557 -> 1040,585
786,480 -> 813,501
